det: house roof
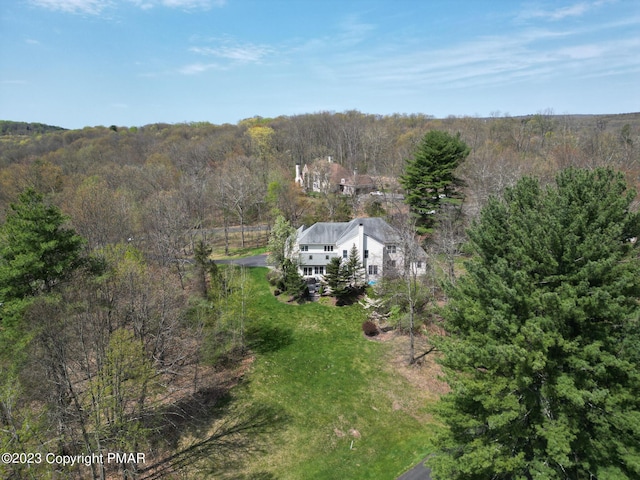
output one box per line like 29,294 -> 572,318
297,217 -> 401,246
342,173 -> 375,188
304,159 -> 351,186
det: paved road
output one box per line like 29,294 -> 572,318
397,458 -> 431,480
214,254 -> 267,267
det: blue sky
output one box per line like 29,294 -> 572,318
1,0 -> 639,129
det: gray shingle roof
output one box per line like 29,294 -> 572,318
297,217 -> 401,245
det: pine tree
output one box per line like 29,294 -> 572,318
430,168 -> 640,479
0,189 -> 85,300
322,256 -> 347,297
344,244 -> 365,289
400,130 -> 470,233
281,259 -> 307,298
0,189 -> 85,351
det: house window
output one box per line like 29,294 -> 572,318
325,255 -> 329,260
324,245 -> 334,252
314,266 -> 324,275
301,245 -> 308,252
303,267 -> 313,276
342,250 -> 348,259
417,261 -> 422,268
386,245 -> 397,254
309,255 -> 313,260
364,250 -> 369,259
389,260 -> 396,268
368,265 -> 378,275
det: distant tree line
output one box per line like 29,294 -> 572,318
0,120 -> 66,136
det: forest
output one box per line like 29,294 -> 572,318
0,110 -> 639,479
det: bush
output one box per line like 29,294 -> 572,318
362,320 -> 379,337
266,269 -> 280,286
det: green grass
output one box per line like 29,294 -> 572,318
212,245 -> 268,260
228,268 -> 438,479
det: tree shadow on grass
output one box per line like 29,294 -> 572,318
144,388 -> 287,480
246,323 -> 294,354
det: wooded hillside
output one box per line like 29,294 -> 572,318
0,110 -> 638,479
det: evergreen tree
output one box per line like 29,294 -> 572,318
0,188 -> 85,355
0,189 -> 85,301
430,168 -> 640,479
344,244 -> 365,289
400,130 -> 470,233
323,256 -> 347,297
281,259 -> 307,298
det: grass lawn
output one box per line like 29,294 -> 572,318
227,268 -> 441,479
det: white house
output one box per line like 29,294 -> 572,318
290,217 -> 427,283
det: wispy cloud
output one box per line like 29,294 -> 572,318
322,22 -> 640,94
128,0 -> 226,10
29,0 -> 112,15
189,38 -> 274,65
557,44 -> 606,59
159,0 -> 226,8
30,0 -> 225,15
178,62 -> 221,75
518,0 -> 612,22
335,15 -> 376,47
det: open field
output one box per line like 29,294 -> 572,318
207,267 -> 445,479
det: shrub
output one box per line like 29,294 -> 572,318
266,269 -> 280,286
362,320 -> 379,337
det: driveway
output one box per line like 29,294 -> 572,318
397,458 -> 431,480
214,254 -> 267,267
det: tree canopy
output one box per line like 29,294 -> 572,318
400,130 -> 470,233
266,215 -> 296,270
0,188 -> 86,367
430,168 -> 640,479
0,188 -> 85,302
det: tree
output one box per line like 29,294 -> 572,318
194,239 -> 214,297
344,244 -> 365,289
87,328 -> 158,477
400,130 -> 470,233
218,156 -> 264,248
431,203 -> 466,284
266,179 -> 309,226
385,214 -> 433,364
322,256 -> 348,298
280,259 -> 307,299
0,188 -> 85,361
68,175 -> 133,250
321,250 -> 365,303
266,216 -> 308,300
266,215 -> 296,270
0,188 -> 85,301
430,168 -> 640,479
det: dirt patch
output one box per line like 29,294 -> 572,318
377,330 -> 450,423
364,329 -> 395,342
